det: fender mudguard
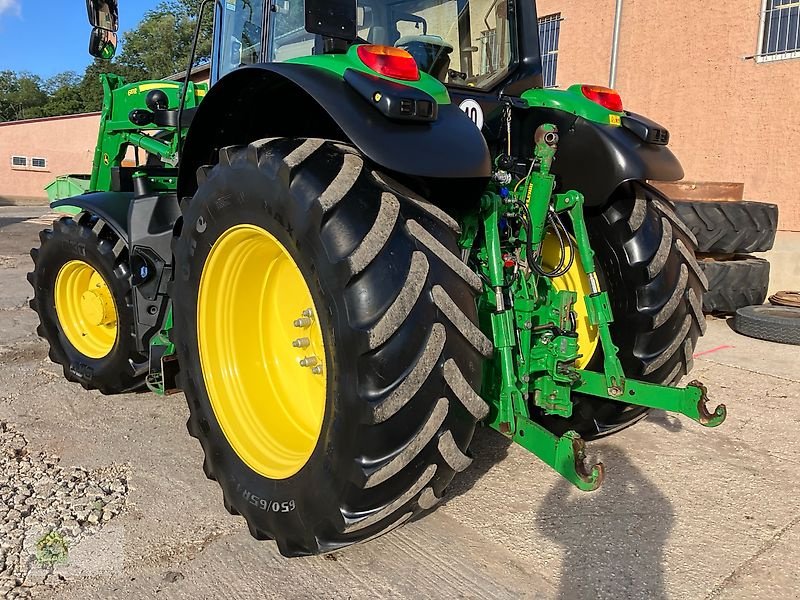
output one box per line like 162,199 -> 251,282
178,64 -> 491,199
52,192 -> 133,244
518,109 -> 684,206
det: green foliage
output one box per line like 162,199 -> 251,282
0,71 -> 48,121
35,530 -> 69,566
119,0 -> 213,80
0,0 -> 211,122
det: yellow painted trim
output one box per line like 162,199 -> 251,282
138,82 -> 180,92
54,260 -> 118,359
197,224 -> 327,479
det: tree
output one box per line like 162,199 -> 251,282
118,0 -> 213,79
40,72 -> 84,117
0,71 -> 48,121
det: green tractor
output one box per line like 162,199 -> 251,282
28,0 -> 724,555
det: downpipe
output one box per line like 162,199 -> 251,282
609,0 -> 624,88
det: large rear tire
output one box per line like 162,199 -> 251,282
171,138 -> 490,556
545,182 -> 708,438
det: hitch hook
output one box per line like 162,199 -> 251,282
688,380 -> 727,427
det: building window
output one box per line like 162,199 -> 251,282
758,0 -> 800,61
539,14 -> 562,88
11,156 -> 27,168
31,157 -> 47,169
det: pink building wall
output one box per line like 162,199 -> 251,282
0,113 -> 100,202
537,0 -> 800,231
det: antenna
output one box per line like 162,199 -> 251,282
176,0 -> 214,159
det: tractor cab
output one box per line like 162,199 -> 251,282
213,0 -> 532,92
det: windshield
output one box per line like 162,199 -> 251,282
217,0 -> 514,90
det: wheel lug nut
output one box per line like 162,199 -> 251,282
299,356 -> 318,367
311,365 -> 323,375
302,308 -> 313,318
293,317 -> 312,328
292,337 -> 310,348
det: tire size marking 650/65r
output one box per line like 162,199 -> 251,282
239,487 -> 296,513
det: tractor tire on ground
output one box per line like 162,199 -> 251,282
544,182 -> 708,439
28,213 -> 147,394
732,305 -> 800,345
699,256 -> 770,314
673,200 -> 779,254
171,138 -> 489,556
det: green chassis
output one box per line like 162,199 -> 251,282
56,59 -> 726,492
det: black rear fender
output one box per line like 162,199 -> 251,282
514,108 -> 684,207
178,64 -> 491,200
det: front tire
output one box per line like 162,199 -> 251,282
172,138 -> 490,555
28,213 -> 146,393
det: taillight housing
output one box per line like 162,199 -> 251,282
580,85 -> 624,112
356,45 -> 420,81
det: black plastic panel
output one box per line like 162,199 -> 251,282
513,108 -> 684,206
51,191 -> 133,243
179,63 -> 491,198
344,69 -> 438,122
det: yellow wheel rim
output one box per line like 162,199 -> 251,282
54,260 -> 118,359
541,233 -> 599,369
197,224 -> 326,480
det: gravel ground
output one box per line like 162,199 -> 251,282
0,421 -> 128,598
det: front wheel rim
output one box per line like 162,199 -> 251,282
54,260 -> 118,359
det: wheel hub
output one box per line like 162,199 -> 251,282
54,260 -> 118,359
80,288 -> 114,327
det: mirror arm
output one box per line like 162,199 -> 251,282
176,0 -> 216,161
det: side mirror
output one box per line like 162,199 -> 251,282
89,27 -> 118,60
86,0 -> 119,32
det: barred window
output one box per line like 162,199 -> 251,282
759,0 -> 800,61
31,157 -> 47,169
11,156 -> 27,168
539,14 -> 562,88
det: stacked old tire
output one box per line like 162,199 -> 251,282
673,201 -> 778,314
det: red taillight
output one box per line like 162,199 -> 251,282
581,85 -> 624,112
356,45 -> 420,81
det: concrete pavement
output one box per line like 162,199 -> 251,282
1,206 -> 798,599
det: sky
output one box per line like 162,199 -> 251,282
0,0 -> 158,79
